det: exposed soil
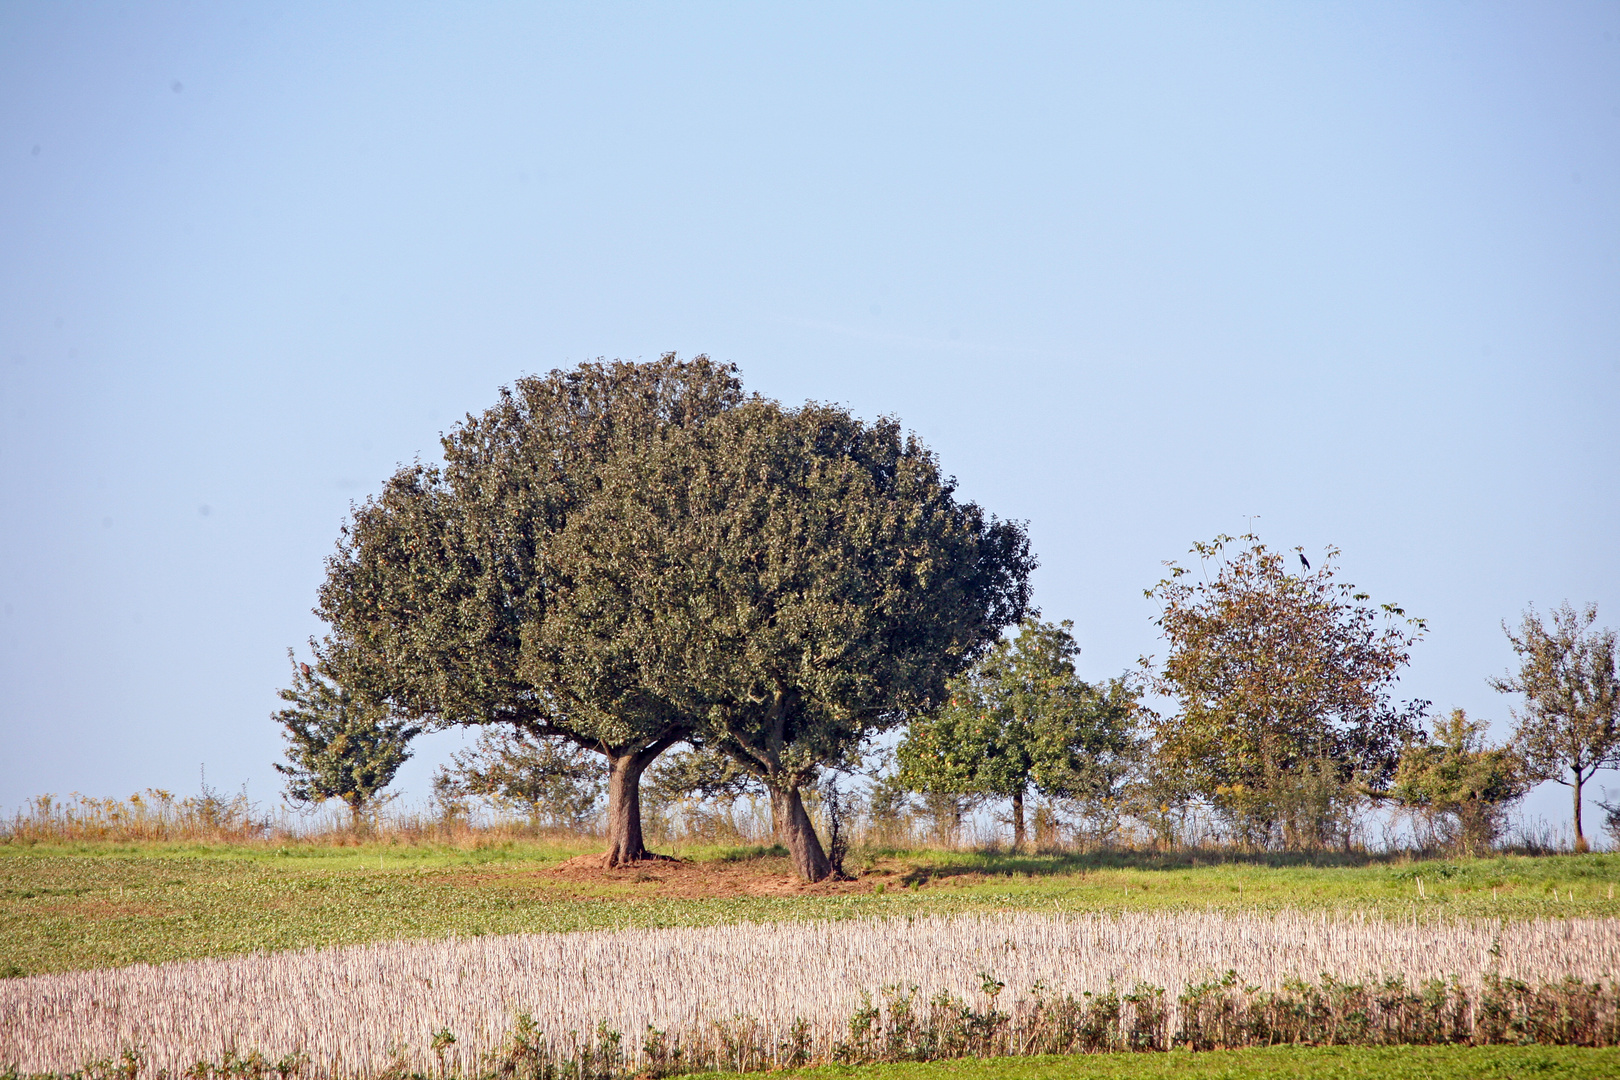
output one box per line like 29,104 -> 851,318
540,852 -> 896,897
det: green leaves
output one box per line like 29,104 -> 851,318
434,729 -> 605,830
1493,602 -> 1620,785
1490,602 -> 1619,848
663,400 -> 1036,785
317,355 -> 747,751
272,650 -> 421,822
1390,708 -> 1527,855
897,619 -> 1140,835
307,357 -> 1032,875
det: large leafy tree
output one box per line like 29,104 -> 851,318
1144,534 -> 1427,850
317,355 -> 743,864
896,618 -> 1138,851
555,397 -> 1035,879
1490,602 -> 1619,852
273,650 -> 421,828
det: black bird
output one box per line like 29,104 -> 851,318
1299,553 -> 1311,571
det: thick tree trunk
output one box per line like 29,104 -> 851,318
771,784 -> 832,882
1011,790 -> 1026,853
1573,768 -> 1589,853
603,750 -> 654,866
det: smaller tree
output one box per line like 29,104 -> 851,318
434,729 -> 606,831
897,619 -> 1138,852
273,650 -> 420,828
1389,708 -> 1527,855
1490,602 -> 1619,852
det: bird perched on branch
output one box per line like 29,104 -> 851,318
1298,553 -> 1311,571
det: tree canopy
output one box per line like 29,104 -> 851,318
316,355 -> 743,863
312,359 -> 1032,876
541,396 -> 1036,878
897,618 -> 1138,851
1144,534 -> 1427,849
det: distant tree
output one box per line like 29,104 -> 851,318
1389,708 -> 1528,855
1490,602 -> 1619,852
1596,788 -> 1620,851
862,771 -> 916,847
434,729 -> 605,830
646,745 -> 765,805
1144,535 -> 1428,850
910,789 -> 980,848
559,397 -> 1035,879
317,356 -> 743,865
640,744 -> 768,842
273,649 -> 420,828
897,618 -> 1137,851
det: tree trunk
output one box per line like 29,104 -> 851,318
771,784 -> 832,882
1011,790 -> 1026,853
1573,767 -> 1589,853
603,749 -> 655,866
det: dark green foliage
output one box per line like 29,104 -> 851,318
897,619 -> 1138,851
550,395 -> 1035,879
677,401 -> 1035,877
308,359 -> 1030,876
273,651 -> 420,827
317,355 -> 744,739
315,355 -> 747,862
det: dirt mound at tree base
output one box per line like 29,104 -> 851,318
542,851 -> 880,897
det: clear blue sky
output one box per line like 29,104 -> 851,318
2,2 -> 1616,839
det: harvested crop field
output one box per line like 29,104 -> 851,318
6,911 -> 1620,1077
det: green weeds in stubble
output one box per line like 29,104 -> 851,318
682,1045 -> 1618,1080
1,842 -> 1617,977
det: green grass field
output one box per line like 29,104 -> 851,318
3,839 -> 1618,977
695,1045 -> 1619,1080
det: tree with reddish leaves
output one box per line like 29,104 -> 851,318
1143,534 -> 1427,850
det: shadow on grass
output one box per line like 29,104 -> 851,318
864,846 -> 1463,887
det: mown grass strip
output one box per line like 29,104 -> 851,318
689,1045 -> 1619,1080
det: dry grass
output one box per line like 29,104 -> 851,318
0,792 -> 597,850
4,911 -> 1620,1077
